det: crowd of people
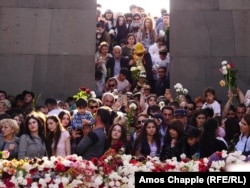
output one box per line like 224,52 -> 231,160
0,4 -> 250,162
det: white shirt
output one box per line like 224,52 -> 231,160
202,100 -> 221,117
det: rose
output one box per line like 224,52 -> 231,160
159,30 -> 165,37
219,80 -> 226,87
2,150 -> 10,159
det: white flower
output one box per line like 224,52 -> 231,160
159,30 -> 165,37
109,181 -> 115,187
180,153 -> 186,159
221,60 -> 228,65
159,101 -> 165,110
109,29 -> 115,35
93,175 -> 103,186
183,88 -> 188,94
130,67 -> 137,71
222,69 -> 228,75
90,91 -> 96,99
129,103 -> 137,110
137,65 -> 144,71
174,83 -> 183,90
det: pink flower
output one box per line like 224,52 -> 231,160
2,150 -> 10,159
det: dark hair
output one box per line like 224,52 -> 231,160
124,12 -> 133,18
24,112 -> 45,143
243,114 -> 250,128
45,115 -> 63,157
15,94 -> 24,101
58,110 -> 71,128
204,87 -> 216,98
0,90 -> 7,98
126,33 -> 136,44
224,117 -> 240,144
200,118 -> 219,158
44,97 -> 57,106
147,104 -> 160,116
105,124 -> 127,151
97,107 -> 112,129
168,119 -> 184,138
133,119 -> 161,156
96,20 -> 105,28
119,67 -> 129,77
75,98 -> 87,108
203,107 -> 214,118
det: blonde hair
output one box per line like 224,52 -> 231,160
0,118 -> 20,135
113,112 -> 128,127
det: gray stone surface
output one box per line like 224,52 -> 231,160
32,55 -> 95,102
0,0 -> 94,9
0,0 -> 96,100
170,0 -> 250,103
0,8 -> 52,54
49,9 -> 95,55
0,55 -> 35,93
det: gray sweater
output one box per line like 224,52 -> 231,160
18,134 -> 46,159
76,127 -> 106,160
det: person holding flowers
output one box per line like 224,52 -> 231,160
104,123 -> 128,154
0,119 -> 20,160
129,42 -> 154,92
219,60 -> 238,91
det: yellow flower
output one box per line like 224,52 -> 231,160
227,64 -> 231,69
220,80 -> 226,87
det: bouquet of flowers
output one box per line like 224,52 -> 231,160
126,102 -> 137,133
219,60 -> 238,90
174,83 -> 188,103
130,66 -> 144,81
73,87 -> 96,101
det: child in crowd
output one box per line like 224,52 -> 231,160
71,98 -> 95,131
202,87 -> 221,118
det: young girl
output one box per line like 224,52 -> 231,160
132,119 -> 161,158
45,115 -> 71,158
202,87 -> 221,117
104,124 -> 127,153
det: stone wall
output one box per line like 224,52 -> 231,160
0,0 -> 249,105
0,0 -> 96,102
170,0 -> 250,103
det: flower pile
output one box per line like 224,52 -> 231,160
174,83 -> 188,103
73,87 -> 96,101
0,150 -> 249,187
219,60 -> 238,90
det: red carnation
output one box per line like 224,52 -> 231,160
229,63 -> 234,68
80,87 -> 86,91
86,89 -> 91,94
26,177 -> 33,185
54,162 -> 66,172
130,159 -> 138,165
